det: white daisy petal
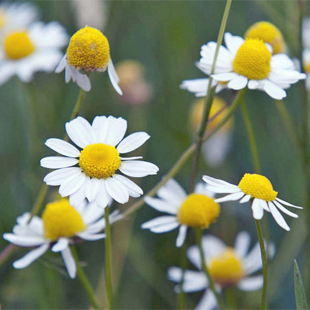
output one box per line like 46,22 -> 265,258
206,185 -> 241,194
142,216 -> 178,229
239,194 -> 251,203
85,178 -> 101,202
144,197 -> 179,214
262,80 -> 286,100
202,235 -> 226,257
195,290 -> 217,310
13,243 -> 49,269
3,234 -> 46,247
238,275 -> 263,291
61,247 -> 76,279
120,156 -> 143,161
55,54 -> 67,73
187,246 -> 202,269
107,59 -> 123,95
117,132 -> 150,154
81,201 -> 104,225
78,233 -> 106,240
45,138 -> 80,157
105,116 -> 127,146
105,177 -> 129,204
43,167 -> 81,186
59,173 -> 86,197
158,179 -> 188,203
269,202 -> 290,231
40,156 -> 79,169
113,174 -> 143,197
176,225 -> 187,247
92,116 -> 108,143
180,78 -> 211,97
51,238 -> 69,252
227,75 -> 248,90
73,68 -> 91,92
224,32 -> 244,54
215,191 -> 244,203
252,199 -> 264,220
273,201 -> 298,218
243,242 -> 263,274
69,183 -> 87,207
275,197 -> 302,209
149,221 -> 179,233
212,72 -> 237,82
120,160 -> 159,177
234,231 -> 251,258
96,181 -> 110,208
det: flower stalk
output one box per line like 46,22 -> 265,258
105,207 -> 113,309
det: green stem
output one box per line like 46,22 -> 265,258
105,207 -> 113,309
254,220 -> 268,310
29,184 -> 48,219
177,240 -> 187,310
195,228 -> 226,309
122,89 -> 246,220
71,246 -> 100,310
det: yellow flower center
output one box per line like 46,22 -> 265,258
177,194 -> 220,228
42,199 -> 86,240
4,31 -> 35,60
233,38 -> 271,80
67,26 -> 110,72
304,61 -> 310,74
79,143 -> 121,179
209,248 -> 245,287
238,173 -> 277,201
245,21 -> 285,55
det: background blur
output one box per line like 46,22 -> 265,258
0,0 -> 307,309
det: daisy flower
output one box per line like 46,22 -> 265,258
3,199 -> 121,278
141,179 -> 220,247
0,2 -> 38,33
198,32 -> 305,100
303,49 -> 310,90
41,115 -> 159,208
190,96 -> 234,167
0,21 -> 68,85
168,231 -> 273,310
244,21 -> 286,55
55,26 -> 122,94
203,173 -> 302,231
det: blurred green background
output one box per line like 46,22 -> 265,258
0,0 -> 307,309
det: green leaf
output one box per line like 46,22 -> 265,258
294,259 -> 308,310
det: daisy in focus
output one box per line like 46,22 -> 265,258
0,21 -> 68,85
3,199 -> 121,278
190,96 -> 234,167
168,231 -> 272,310
198,32 -> 305,99
203,173 -> 302,231
141,179 -> 220,247
41,115 -> 159,208
55,26 -> 122,94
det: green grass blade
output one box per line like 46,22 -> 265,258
294,259 -> 308,310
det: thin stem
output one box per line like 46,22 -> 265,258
254,220 -> 268,310
105,207 -> 113,309
177,240 -> 187,310
195,228 -> 226,309
0,244 -> 16,267
71,246 -> 100,310
30,184 -> 48,218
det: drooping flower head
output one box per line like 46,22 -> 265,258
245,21 -> 286,54
3,199 -> 120,278
168,231 -> 274,310
55,26 -> 122,94
0,21 -> 68,85
203,173 -> 302,231
41,115 -> 159,208
142,180 -> 220,247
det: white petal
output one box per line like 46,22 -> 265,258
55,54 -> 67,73
112,174 -> 143,197
195,290 -> 217,310
206,185 -> 241,194
120,156 -> 143,161
45,138 -> 80,157
269,202 -> 290,231
96,181 -> 110,208
201,235 -> 226,257
107,59 -> 123,95
51,238 -> 69,252
234,231 -> 251,258
105,177 -> 129,204
239,194 -> 251,203
211,72 -> 237,82
273,200 -> 299,218
202,175 -> 238,189
243,242 -> 263,274
144,197 -> 179,215
248,80 -> 260,89
65,116 -> 95,149
78,232 -> 106,240
262,80 -> 286,100
61,247 -> 76,279
81,201 -> 104,225
176,225 -> 187,247
238,275 -> 263,291
3,234 -> 46,247
59,173 -> 86,197
119,160 -> 159,177
92,116 -> 108,143
40,156 -> 79,169
187,246 -> 202,269
43,167 -> 81,186
252,199 -> 264,220
157,179 -> 188,204
180,78 -> 210,97
117,132 -> 150,153
215,191 -> 244,203
85,178 -> 101,202
13,243 -> 49,269
225,32 -> 244,55
69,183 -> 87,207
74,69 -> 91,92
149,221 -> 179,233
227,75 -> 248,90
142,216 -> 178,229
275,197 -> 302,209
105,116 -> 127,146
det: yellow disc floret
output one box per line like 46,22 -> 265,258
4,31 -> 35,60
79,143 -> 121,179
209,248 -> 245,286
238,173 -> 278,201
245,21 -> 285,55
233,38 -> 271,80
177,194 -> 220,228
42,199 -> 86,240
67,26 -> 110,72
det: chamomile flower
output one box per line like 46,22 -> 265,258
302,49 -> 310,90
141,179 -> 220,247
41,115 -> 159,208
0,21 -> 68,85
245,21 -> 286,55
0,2 -> 38,33
168,231 -> 272,310
198,32 -> 305,100
3,199 -> 121,278
190,96 -> 234,167
55,26 -> 122,94
203,174 -> 302,231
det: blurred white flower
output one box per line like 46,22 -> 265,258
3,199 -> 121,278
0,21 -> 68,84
142,179 -> 220,247
203,174 -> 302,231
56,26 -> 122,94
168,231 -> 274,310
41,115 -> 159,208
